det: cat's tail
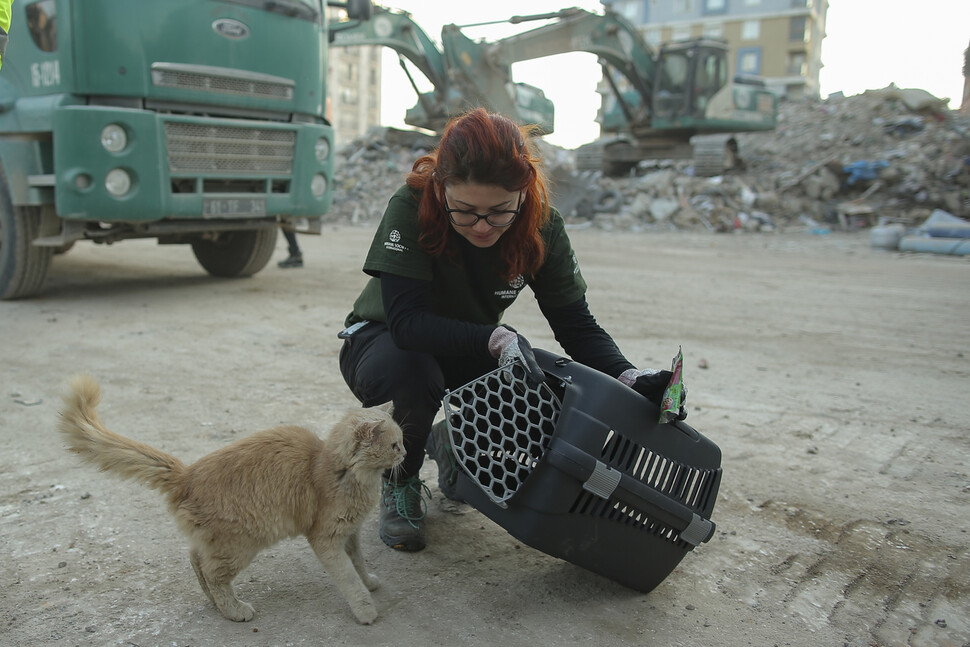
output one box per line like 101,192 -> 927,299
58,374 -> 186,494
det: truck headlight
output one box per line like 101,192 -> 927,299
105,168 -> 132,196
314,137 -> 330,162
310,173 -> 328,197
101,124 -> 128,153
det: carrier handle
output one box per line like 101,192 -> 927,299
546,440 -> 716,546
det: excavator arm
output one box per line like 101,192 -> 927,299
439,7 -> 665,146
484,7 -> 657,122
331,6 -> 555,133
330,7 -> 457,130
446,7 -> 776,176
330,7 -> 447,90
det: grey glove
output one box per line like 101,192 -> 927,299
488,325 -> 545,387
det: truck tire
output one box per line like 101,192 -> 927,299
0,182 -> 54,300
191,227 -> 278,278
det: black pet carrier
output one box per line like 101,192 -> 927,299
441,348 -> 722,593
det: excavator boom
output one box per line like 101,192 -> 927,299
486,8 -> 657,114
335,5 -> 777,176
331,7 -> 447,90
331,6 -> 555,134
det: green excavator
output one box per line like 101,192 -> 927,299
332,6 -> 777,176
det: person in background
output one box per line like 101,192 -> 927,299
337,108 -> 685,552
278,229 -> 303,268
0,0 -> 13,70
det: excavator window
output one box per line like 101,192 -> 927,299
694,50 -> 726,115
655,51 -> 689,117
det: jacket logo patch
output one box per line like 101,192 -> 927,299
384,229 -> 407,253
495,275 -> 525,300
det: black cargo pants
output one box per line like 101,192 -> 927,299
338,322 -> 496,479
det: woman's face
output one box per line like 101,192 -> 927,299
443,182 -> 522,249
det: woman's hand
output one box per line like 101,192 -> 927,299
488,326 -> 545,387
619,368 -> 688,420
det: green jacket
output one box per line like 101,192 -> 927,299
347,184 -> 587,327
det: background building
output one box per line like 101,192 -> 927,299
327,29 -> 382,148
602,0 -> 828,100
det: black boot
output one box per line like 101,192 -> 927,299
278,252 -> 303,268
379,475 -> 430,551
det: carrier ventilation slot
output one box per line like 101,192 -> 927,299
570,491 -> 687,546
599,429 -> 718,511
565,430 -> 719,545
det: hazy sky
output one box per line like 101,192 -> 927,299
370,1 -> 969,149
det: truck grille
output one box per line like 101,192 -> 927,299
164,123 -> 295,174
151,63 -> 294,100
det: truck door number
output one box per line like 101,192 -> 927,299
31,61 -> 61,88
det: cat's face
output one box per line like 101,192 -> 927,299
351,407 -> 406,471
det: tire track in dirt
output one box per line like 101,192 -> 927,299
753,501 -> 969,645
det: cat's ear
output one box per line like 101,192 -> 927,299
377,401 -> 395,417
354,420 -> 383,445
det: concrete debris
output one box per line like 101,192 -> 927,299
328,86 -> 970,233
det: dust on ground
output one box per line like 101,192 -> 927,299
2,226 -> 968,646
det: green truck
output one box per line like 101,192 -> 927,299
0,0 -> 370,299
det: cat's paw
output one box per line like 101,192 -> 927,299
350,597 -> 378,625
363,573 -> 381,591
220,600 -> 256,622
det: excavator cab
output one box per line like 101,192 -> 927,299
654,40 -> 729,124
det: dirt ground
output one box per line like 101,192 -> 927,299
2,226 -> 968,647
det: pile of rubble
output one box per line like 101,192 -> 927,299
329,85 -> 970,233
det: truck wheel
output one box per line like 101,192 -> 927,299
191,227 -> 278,278
0,184 -> 54,300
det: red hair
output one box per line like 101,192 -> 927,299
405,108 -> 550,281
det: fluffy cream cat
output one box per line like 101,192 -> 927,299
57,374 -> 404,624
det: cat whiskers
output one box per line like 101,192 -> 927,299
388,462 -> 405,482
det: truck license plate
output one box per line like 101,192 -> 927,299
203,198 -> 267,217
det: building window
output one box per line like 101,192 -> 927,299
744,0 -> 761,5
703,0 -> 726,14
741,20 -> 760,40
672,24 -> 692,41
703,21 -> 724,39
615,0 -> 641,22
787,51 -> 806,76
673,0 -> 691,14
738,47 -> 762,75
789,16 -> 807,41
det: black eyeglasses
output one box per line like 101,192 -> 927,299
443,192 -> 523,228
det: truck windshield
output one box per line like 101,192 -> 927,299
221,0 -> 320,23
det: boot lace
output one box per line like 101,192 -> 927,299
384,476 -> 431,529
